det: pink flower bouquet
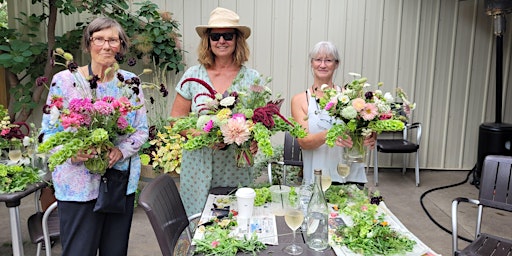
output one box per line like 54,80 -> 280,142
171,76 -> 306,167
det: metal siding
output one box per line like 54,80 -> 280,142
8,0 -> 512,170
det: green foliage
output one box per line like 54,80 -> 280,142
325,185 -> 416,255
0,0 -> 184,119
0,3 -> 7,28
0,164 -> 42,193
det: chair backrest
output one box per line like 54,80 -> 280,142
479,155 -> 512,212
138,174 -> 189,256
282,132 -> 303,166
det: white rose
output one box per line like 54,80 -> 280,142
219,96 -> 236,107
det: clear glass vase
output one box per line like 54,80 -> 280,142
235,143 -> 254,168
344,132 -> 367,164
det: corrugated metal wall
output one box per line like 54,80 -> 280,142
7,0 -> 512,170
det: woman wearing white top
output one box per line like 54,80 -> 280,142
291,41 -> 375,186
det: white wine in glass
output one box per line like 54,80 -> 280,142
285,209 -> 304,231
283,203 -> 304,255
8,146 -> 22,162
337,163 -> 350,178
321,175 -> 332,192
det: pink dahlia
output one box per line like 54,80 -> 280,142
220,118 -> 250,145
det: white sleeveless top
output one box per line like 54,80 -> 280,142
301,89 -> 368,185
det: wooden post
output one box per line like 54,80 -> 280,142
0,68 -> 7,108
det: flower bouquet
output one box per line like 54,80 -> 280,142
317,73 -> 416,163
171,75 -> 307,167
37,48 -> 144,175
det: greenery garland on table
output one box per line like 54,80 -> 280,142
193,213 -> 266,256
325,185 -> 416,256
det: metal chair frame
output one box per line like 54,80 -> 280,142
373,122 -> 422,186
267,132 -> 303,185
451,155 -> 512,255
138,174 -> 200,256
27,201 -> 59,256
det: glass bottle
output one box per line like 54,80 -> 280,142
306,169 -> 330,251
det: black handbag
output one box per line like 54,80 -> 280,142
93,160 -> 131,213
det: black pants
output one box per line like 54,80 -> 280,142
58,193 -> 135,256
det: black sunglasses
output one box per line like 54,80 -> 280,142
209,32 -> 236,41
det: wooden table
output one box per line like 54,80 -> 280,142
0,181 -> 48,256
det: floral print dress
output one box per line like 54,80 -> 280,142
175,64 -> 260,216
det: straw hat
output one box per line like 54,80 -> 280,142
195,7 -> 251,39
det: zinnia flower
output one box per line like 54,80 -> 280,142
203,119 -> 214,132
361,103 -> 378,121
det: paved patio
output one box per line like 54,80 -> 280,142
1,169 -> 511,255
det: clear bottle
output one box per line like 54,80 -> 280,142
306,169 -> 330,251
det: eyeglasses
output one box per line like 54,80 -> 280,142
91,37 -> 122,47
312,58 -> 337,65
209,32 -> 236,41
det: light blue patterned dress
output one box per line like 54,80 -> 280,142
40,69 -> 149,201
175,64 -> 260,216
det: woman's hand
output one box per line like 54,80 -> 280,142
108,147 -> 124,168
364,132 -> 377,150
335,136 -> 353,148
70,149 -> 96,164
250,140 -> 258,155
212,142 -> 227,150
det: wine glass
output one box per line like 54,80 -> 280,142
337,158 -> 350,178
8,144 -> 22,163
321,173 -> 332,192
283,198 -> 304,255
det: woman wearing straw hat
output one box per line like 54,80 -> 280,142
171,7 -> 260,216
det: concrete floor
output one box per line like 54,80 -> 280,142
1,169 -> 511,256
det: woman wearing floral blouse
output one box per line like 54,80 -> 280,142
40,17 -> 148,255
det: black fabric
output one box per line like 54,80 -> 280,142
58,194 -> 135,256
93,166 -> 130,213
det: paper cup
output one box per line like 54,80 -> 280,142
269,185 -> 291,216
235,187 -> 256,219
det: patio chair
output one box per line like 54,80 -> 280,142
373,122 -> 422,186
138,173 -> 200,256
451,155 -> 512,255
27,201 -> 59,256
267,132 -> 303,185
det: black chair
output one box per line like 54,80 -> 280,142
267,132 -> 303,185
373,122 -> 422,186
138,174 -> 200,256
451,155 -> 512,255
27,201 -> 59,256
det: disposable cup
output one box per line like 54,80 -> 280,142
269,185 -> 291,216
235,187 -> 256,219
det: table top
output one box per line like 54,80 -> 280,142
0,181 -> 47,207
192,191 -> 440,256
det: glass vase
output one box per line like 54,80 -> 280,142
344,132 -> 367,164
85,152 -> 109,175
235,143 -> 254,168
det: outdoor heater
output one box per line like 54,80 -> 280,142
473,0 -> 512,185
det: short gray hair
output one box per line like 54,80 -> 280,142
309,41 -> 340,62
82,17 -> 130,55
